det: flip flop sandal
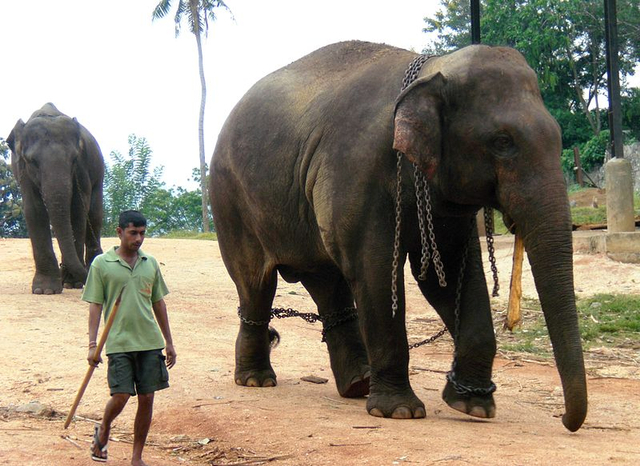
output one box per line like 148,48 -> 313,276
90,424 -> 108,462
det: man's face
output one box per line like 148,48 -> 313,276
117,223 -> 146,252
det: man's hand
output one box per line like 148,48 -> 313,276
87,347 -> 102,367
165,343 -> 177,369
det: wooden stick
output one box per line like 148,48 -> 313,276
64,288 -> 125,429
505,233 -> 524,331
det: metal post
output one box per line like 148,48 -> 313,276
604,0 -> 624,158
471,0 -> 481,44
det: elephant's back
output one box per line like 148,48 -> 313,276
212,41 -> 413,172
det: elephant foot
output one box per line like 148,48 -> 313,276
366,388 -> 426,419
235,325 -> 278,388
32,273 -> 62,295
63,281 -> 84,289
234,369 -> 277,388
340,371 -> 371,398
442,380 -> 496,419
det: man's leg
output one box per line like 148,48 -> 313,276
131,392 -> 154,466
93,393 -> 130,459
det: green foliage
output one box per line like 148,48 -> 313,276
102,135 -> 206,236
622,88 -> 640,141
423,0 -> 640,154
0,139 -> 27,238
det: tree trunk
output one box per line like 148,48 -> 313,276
191,0 -> 210,233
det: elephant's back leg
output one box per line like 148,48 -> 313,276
212,182 -> 280,388
299,269 -> 370,398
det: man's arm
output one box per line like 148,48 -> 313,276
152,298 -> 176,368
87,302 -> 103,366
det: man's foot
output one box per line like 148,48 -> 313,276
131,459 -> 149,466
90,425 -> 108,462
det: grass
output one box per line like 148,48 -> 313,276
496,294 -> 640,357
161,230 -> 218,240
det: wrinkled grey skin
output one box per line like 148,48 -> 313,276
210,41 -> 587,431
7,103 -> 104,294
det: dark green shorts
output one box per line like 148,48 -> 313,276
107,349 -> 169,396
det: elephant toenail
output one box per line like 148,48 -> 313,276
44,289 -> 54,295
34,288 -> 43,294
391,407 -> 413,419
450,401 -> 468,414
368,408 -> 384,417
246,377 -> 259,387
263,378 -> 276,387
414,407 -> 427,418
469,406 -> 488,418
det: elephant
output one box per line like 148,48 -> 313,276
210,41 -> 587,432
7,103 -> 104,294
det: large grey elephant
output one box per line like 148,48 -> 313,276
7,103 -> 104,294
210,41 -> 587,431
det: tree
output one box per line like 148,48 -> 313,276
152,0 -> 231,233
102,135 -> 164,235
0,139 -> 27,238
103,135 -> 207,236
423,0 -> 640,142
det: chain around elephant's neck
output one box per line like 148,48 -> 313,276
391,55 -> 499,321
391,55 -> 446,319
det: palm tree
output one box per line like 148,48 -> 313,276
152,0 -> 230,233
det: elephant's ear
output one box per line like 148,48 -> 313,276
6,119 -> 25,155
393,72 -> 446,180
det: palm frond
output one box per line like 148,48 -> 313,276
151,0 -> 173,20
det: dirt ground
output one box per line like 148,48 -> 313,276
1,235 -> 639,466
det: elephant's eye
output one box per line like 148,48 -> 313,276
491,133 -> 515,156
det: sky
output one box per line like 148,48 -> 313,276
2,1 -> 637,190
1,0 -> 439,189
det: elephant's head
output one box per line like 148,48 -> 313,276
8,103 -> 89,283
393,46 -> 587,432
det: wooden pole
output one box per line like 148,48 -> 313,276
64,288 -> 125,429
505,234 -> 524,331
573,147 -> 584,187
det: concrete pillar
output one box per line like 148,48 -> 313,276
605,158 -> 635,232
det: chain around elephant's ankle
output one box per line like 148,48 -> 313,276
237,307 -> 272,326
446,370 -> 497,397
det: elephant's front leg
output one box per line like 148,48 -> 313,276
64,188 -> 89,289
350,257 -> 426,419
21,183 -> 62,294
411,218 -> 497,419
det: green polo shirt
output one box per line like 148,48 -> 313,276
82,246 -> 169,355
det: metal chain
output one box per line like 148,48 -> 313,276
413,166 -> 431,280
408,326 -> 449,350
237,306 -> 358,342
483,207 -> 500,297
445,220 -> 497,397
391,152 -> 404,318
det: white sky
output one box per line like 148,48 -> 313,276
1,0 -> 438,189
2,1 -> 637,189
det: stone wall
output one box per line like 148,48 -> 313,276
592,142 -> 640,193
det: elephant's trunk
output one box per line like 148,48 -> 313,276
42,180 -> 87,283
506,183 -> 587,432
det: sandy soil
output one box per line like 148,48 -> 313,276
1,235 -> 639,466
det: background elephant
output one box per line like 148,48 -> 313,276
7,103 -> 104,294
210,41 -> 587,432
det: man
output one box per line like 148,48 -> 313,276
83,210 -> 176,465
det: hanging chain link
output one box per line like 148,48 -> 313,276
483,207 -> 500,297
